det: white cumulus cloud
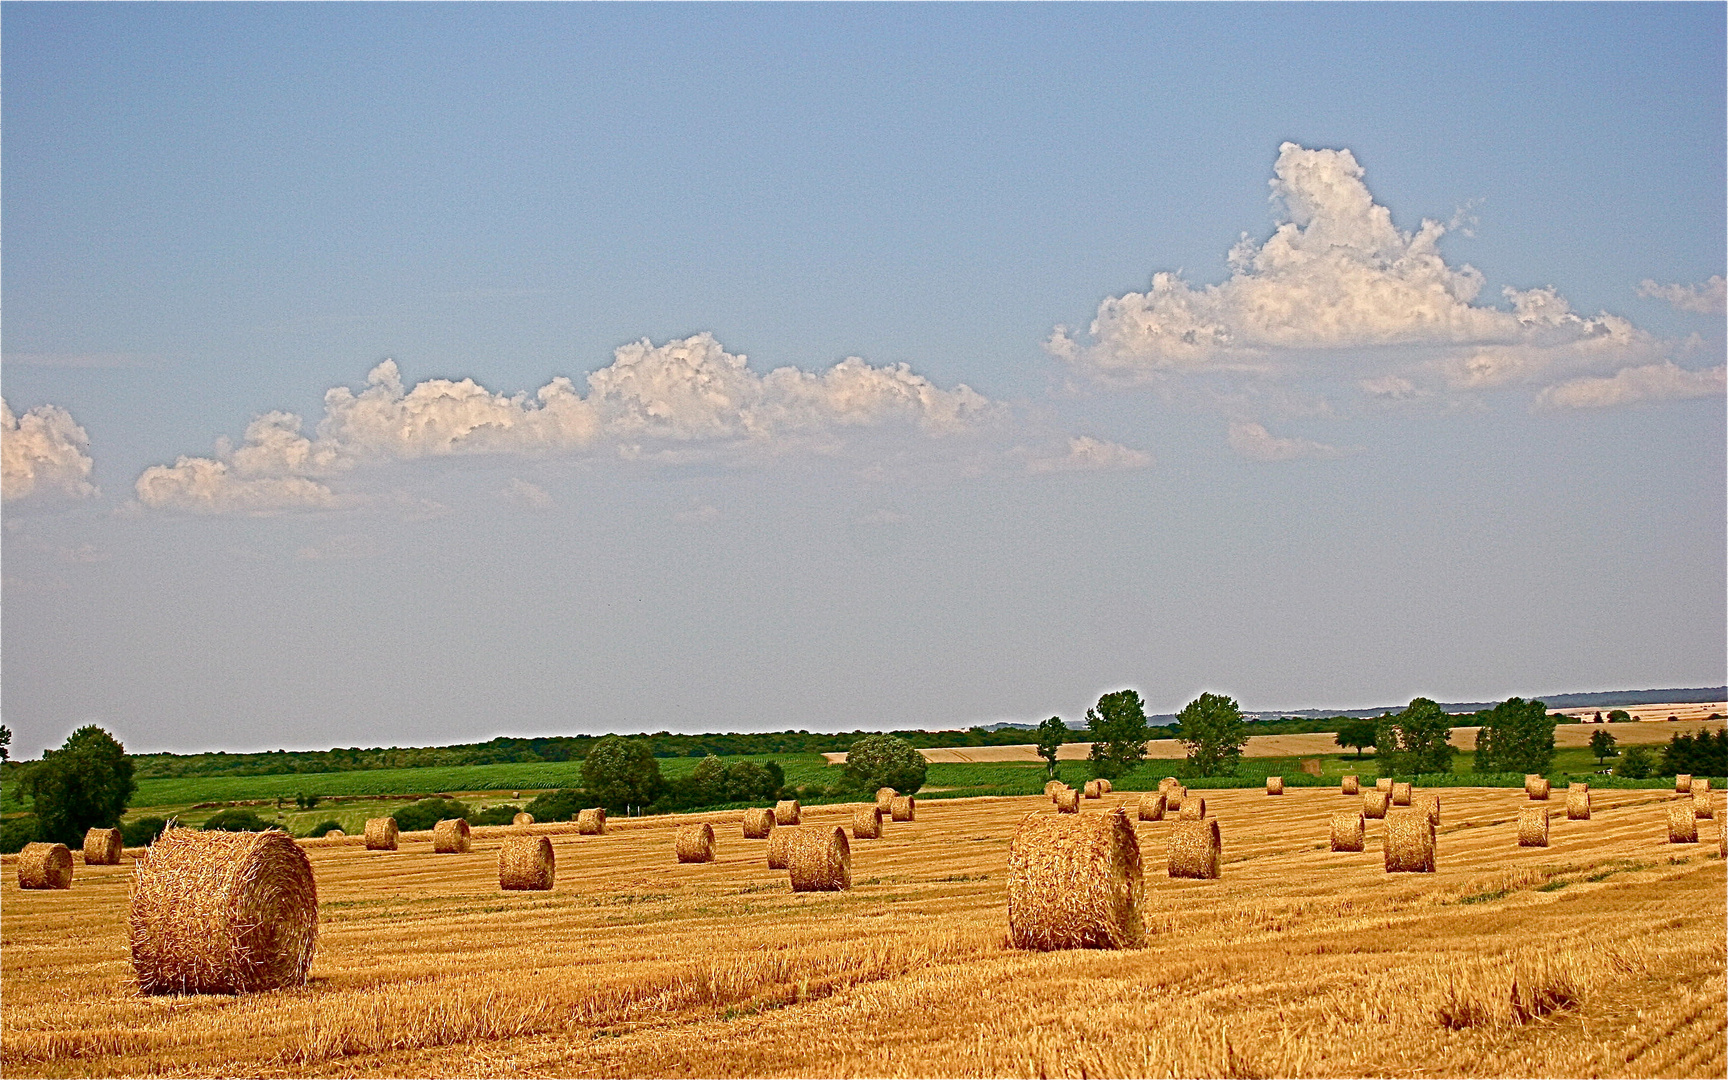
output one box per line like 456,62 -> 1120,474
1637,276 -> 1726,316
1227,421 -> 1346,462
2,398 -> 98,501
1024,436 -> 1153,474
1535,362 -> 1726,410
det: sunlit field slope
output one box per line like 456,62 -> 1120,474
3,787 -> 1723,1078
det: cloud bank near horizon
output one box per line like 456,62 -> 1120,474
2,398 -> 97,502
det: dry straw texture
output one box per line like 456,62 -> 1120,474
1693,793 -> 1714,820
433,818 -> 471,854
1098,779 -> 1113,795
891,796 -> 916,822
1383,809 -> 1436,873
877,787 -> 898,812
1391,782 -> 1413,806
129,828 -> 317,995
1137,792 -> 1166,822
1525,777 -> 1551,800
512,813 -> 534,827
765,826 -> 794,869
1329,811 -> 1364,852
1568,781 -> 1588,792
787,826 -> 851,892
1158,777 -> 1180,795
1167,818 -> 1222,880
1376,778 -> 1393,793
1083,780 -> 1104,799
84,827 -> 123,866
741,807 -> 775,839
852,805 -> 883,840
577,808 -> 606,835
17,843 -> 73,890
1043,781 -> 1065,801
1417,792 -> 1441,827
1675,773 -> 1692,794
1567,789 -> 1592,821
1341,774 -> 1360,795
674,823 -> 715,864
1166,787 -> 1187,812
1007,808 -> 1143,950
1689,778 -> 1710,797
325,829 -> 344,838
774,800 -> 801,826
1363,790 -> 1390,820
1177,797 -> 1207,821
1667,804 -> 1698,843
1266,776 -> 1284,796
498,835 -> 555,891
363,818 -> 398,851
1055,789 -> 1081,814
1517,806 -> 1550,847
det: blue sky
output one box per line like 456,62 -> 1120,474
3,3 -> 1723,757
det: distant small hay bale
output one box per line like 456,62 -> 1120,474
1383,810 -> 1435,873
326,829 -> 344,839
1137,792 -> 1166,821
1342,775 -> 1360,796
498,835 -> 555,891
1363,790 -> 1390,819
1008,808 -> 1143,950
1690,778 -> 1711,798
877,787 -> 898,812
1526,777 -> 1550,800
675,822 -> 715,864
1083,780 -> 1104,799
787,825 -> 851,892
363,818 -> 398,851
433,818 -> 471,854
1158,777 -> 1180,795
1043,780 -> 1065,801
1417,792 -> 1441,827
84,828 -> 123,866
766,826 -> 795,869
742,808 -> 775,839
1177,797 -> 1207,821
1055,788 -> 1082,814
1675,774 -> 1692,794
852,805 -> 883,839
577,808 -> 607,835
775,800 -> 801,826
1098,779 -> 1113,795
1329,811 -> 1364,852
1266,776 -> 1284,796
1167,818 -> 1222,880
1668,804 -> 1698,843
129,828 -> 316,994
1376,778 -> 1393,793
1567,788 -> 1592,821
512,812 -> 534,827
1693,793 -> 1714,820
891,795 -> 916,822
512,791 -> 520,799
1518,806 -> 1550,847
17,843 -> 73,890
1391,782 -> 1412,806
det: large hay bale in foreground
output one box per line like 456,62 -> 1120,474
1675,773 -> 1692,794
1330,811 -> 1364,852
1375,778 -> 1393,793
890,795 -> 916,822
674,822 -> 715,864
129,828 -> 317,994
1137,792 -> 1166,822
512,812 -> 534,827
1008,808 -> 1142,950
1694,792 -> 1715,820
1567,788 -> 1591,821
1083,779 -> 1104,799
363,817 -> 398,851
1391,782 -> 1412,806
433,818 -> 471,854
787,825 -> 851,892
84,827 -> 123,866
852,805 -> 883,839
1363,790 -> 1390,819
742,807 -> 775,839
774,800 -> 801,826
877,787 -> 898,812
1417,792 -> 1441,827
766,826 -> 795,869
1178,796 -> 1207,821
17,843 -> 73,889
1341,775 -> 1360,796
1055,788 -> 1081,814
1266,776 -> 1284,796
1383,810 -> 1435,873
577,808 -> 607,835
498,835 -> 555,891
1167,818 -> 1221,880
1668,803 -> 1698,843
1518,806 -> 1549,847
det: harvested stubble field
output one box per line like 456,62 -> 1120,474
3,789 -> 1723,1079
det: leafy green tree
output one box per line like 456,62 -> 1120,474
1472,698 -> 1556,775
390,797 -> 472,831
722,760 -> 781,803
0,723 -> 11,762
469,804 -> 522,826
1176,692 -> 1246,776
690,754 -> 728,803
1,816 -> 39,854
581,736 -> 666,810
1333,718 -> 1377,759
1087,691 -> 1151,780
1616,745 -> 1654,779
844,734 -> 927,795
1034,717 -> 1068,778
525,788 -> 586,822
1661,729 -> 1728,777
201,808 -> 274,832
19,726 -> 137,845
1589,729 -> 1619,766
1607,710 -> 1631,723
1375,698 -> 1456,776
294,793 -> 321,810
120,816 -> 169,847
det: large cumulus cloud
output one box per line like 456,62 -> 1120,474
2,398 -> 97,501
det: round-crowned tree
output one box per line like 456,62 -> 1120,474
581,736 -> 665,810
20,725 -> 137,845
844,734 -> 926,795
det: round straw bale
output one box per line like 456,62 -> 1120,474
363,817 -> 398,851
787,825 -> 850,891
1375,778 -> 1393,793
1167,818 -> 1222,880
512,791 -> 520,799
1158,777 -> 1180,795
1524,774 -> 1542,795
1417,792 -> 1441,827
1098,779 -> 1113,795
890,795 -> 916,822
774,799 -> 801,826
433,818 -> 471,854
498,835 -> 555,891
129,828 -> 316,994
1166,786 -> 1187,812
577,808 -> 607,835
1675,773 -> 1692,794
1526,777 -> 1550,800
1266,776 -> 1284,796
852,805 -> 883,839
877,787 -> 897,813
1567,788 -> 1591,821
1391,782 -> 1412,806
1517,805 -> 1549,847
1341,774 -> 1360,796
17,842 -> 73,889
742,807 -> 775,839
1690,777 -> 1711,797
1693,792 -> 1714,820
1055,788 -> 1081,814
1083,779 -> 1103,799
84,827 -> 124,866
1383,810 -> 1435,872
1137,792 -> 1166,822
1568,781 -> 1588,792
1043,780 -> 1065,801
1329,810 -> 1364,852
1177,796 -> 1207,821
1668,803 -> 1698,843
1007,808 -> 1143,950
766,825 -> 795,869
512,812 -> 534,827
674,822 -> 715,863
1363,790 -> 1389,819
326,829 -> 344,838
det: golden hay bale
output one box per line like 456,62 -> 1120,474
674,822 -> 715,863
498,835 -> 555,891
1391,782 -> 1412,806
1167,818 -> 1222,880
1693,792 -> 1715,820
1341,775 -> 1360,796
1568,781 -> 1588,792
742,807 -> 775,839
877,787 -> 898,812
1165,786 -> 1187,812
1007,808 -> 1143,950
774,799 -> 801,826
852,805 -> 883,840
1383,810 -> 1435,873
1266,776 -> 1284,796
1526,777 -> 1550,800
1376,778 -> 1393,793
363,817 -> 398,851
1517,806 -> 1549,847
1524,774 -> 1542,795
1098,779 -> 1113,795
17,842 -> 73,889
1177,796 -> 1207,821
1675,773 -> 1692,794
766,826 -> 796,869
433,818 -> 471,854
1363,790 -> 1389,819
84,827 -> 124,866
1417,792 -> 1441,827
326,829 -> 345,838
1043,780 -> 1065,801
577,808 -> 607,835
1329,810 -> 1364,852
787,825 -> 851,892
1567,788 -> 1592,821
129,828 -> 316,994
1083,779 -> 1104,799
890,795 -> 916,822
1158,777 -> 1180,795
1137,792 -> 1166,822
1668,803 -> 1698,843
1055,788 -> 1081,814
512,812 -> 534,827
1690,778 -> 1711,797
